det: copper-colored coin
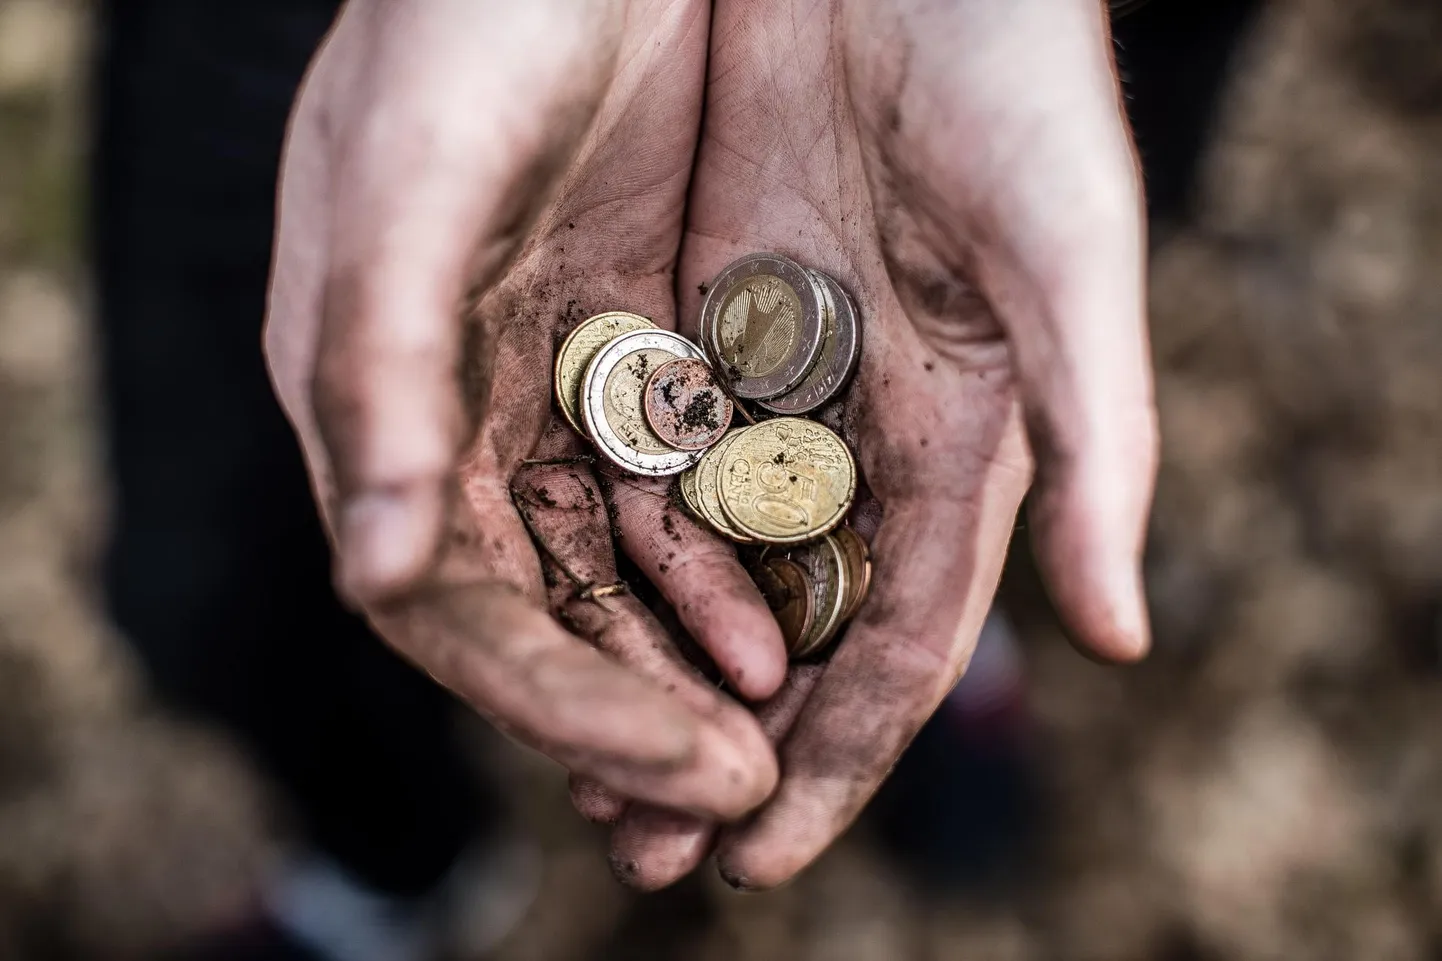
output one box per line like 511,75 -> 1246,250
642,358 -> 733,451
830,526 -> 872,622
752,558 -> 814,656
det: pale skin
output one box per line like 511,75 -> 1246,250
264,0 -> 1156,889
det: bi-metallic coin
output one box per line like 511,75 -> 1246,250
581,329 -> 706,476
700,253 -> 826,401
758,270 -> 861,415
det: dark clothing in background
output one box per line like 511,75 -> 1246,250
87,0 -> 1262,905
92,0 -> 497,900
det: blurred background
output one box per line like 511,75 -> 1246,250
3,0 -> 1442,958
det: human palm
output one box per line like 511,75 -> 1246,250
265,0 -> 787,820
605,0 -> 1157,888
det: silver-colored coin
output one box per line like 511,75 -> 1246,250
700,253 -> 826,400
788,535 -> 849,659
759,269 -> 861,414
581,329 -> 707,476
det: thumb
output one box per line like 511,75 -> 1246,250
972,5 -> 1157,661
267,0 -> 622,604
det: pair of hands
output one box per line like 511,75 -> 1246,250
264,0 -> 1157,890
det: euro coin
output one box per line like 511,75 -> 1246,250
758,269 -> 861,415
700,253 -> 826,400
581,329 -> 706,476
830,525 -> 872,621
554,311 -> 655,435
752,557 -> 814,656
787,535 -> 849,658
679,466 -> 703,520
643,358 -> 733,451
716,417 -> 856,544
694,428 -> 755,543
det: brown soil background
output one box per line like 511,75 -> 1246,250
3,1 -> 1442,958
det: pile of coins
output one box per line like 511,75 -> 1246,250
551,253 -> 869,659
752,529 -> 871,658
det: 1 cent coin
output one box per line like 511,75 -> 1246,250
643,358 -> 733,451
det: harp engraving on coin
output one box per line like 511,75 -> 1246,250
718,276 -> 801,377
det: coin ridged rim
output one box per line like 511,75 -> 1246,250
758,270 -> 861,414
715,417 -> 857,545
790,536 -> 849,658
679,467 -> 703,520
700,253 -> 827,400
694,428 -> 755,543
643,357 -> 734,451
830,526 -> 872,622
581,329 -> 706,476
755,557 -> 815,656
553,311 -> 656,435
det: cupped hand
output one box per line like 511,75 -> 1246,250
609,0 -> 1158,888
263,0 -> 789,821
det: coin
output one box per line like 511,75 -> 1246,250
679,467 -> 704,520
582,329 -> 707,476
554,311 -> 655,435
716,417 -> 856,544
700,253 -> 826,400
830,525 -> 872,621
758,270 -> 861,415
643,358 -> 733,451
694,428 -> 756,543
752,557 -> 814,655
787,535 -> 849,658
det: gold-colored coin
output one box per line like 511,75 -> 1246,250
752,557 -> 814,656
553,311 -> 654,435
679,468 -> 703,520
787,535 -> 849,658
694,428 -> 756,543
716,417 -> 856,544
830,526 -> 872,622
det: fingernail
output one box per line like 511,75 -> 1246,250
1109,565 -> 1152,661
718,866 -> 756,892
608,853 -> 642,887
337,489 -> 434,603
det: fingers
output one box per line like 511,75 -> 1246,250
982,108 -> 1157,663
378,567 -> 773,820
609,664 -> 824,890
570,775 -> 627,825
509,461 -> 780,818
714,488 -> 1020,889
606,472 -> 788,701
295,1 -> 623,604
